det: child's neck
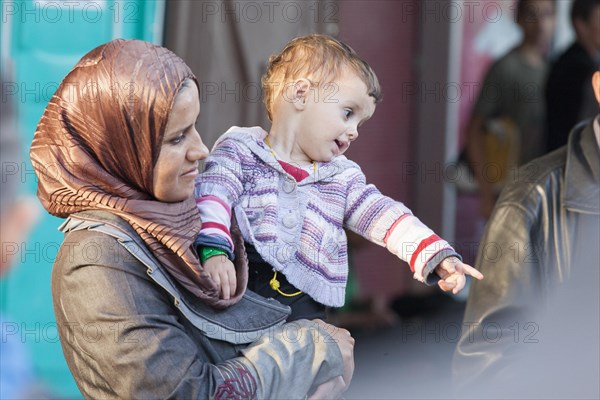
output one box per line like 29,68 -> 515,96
268,122 -> 312,166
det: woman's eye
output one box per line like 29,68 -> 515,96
171,133 -> 185,144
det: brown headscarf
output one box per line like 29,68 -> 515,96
30,39 -> 245,308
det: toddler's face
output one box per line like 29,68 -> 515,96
297,70 -> 376,163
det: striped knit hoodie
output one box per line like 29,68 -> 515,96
195,126 -> 459,307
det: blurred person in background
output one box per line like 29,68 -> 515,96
465,0 -> 556,219
453,68 -> 600,398
0,73 -> 45,399
546,0 -> 600,152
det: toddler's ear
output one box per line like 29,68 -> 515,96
289,78 -> 311,110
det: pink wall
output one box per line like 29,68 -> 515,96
338,1 -> 419,300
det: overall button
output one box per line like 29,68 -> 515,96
282,179 -> 296,193
276,251 -> 286,263
276,247 -> 293,263
282,214 -> 297,228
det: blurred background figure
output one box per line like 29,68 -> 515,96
464,0 -> 556,220
546,0 -> 600,152
453,69 -> 600,399
0,71 -> 47,399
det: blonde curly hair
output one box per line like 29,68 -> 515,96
261,34 -> 382,121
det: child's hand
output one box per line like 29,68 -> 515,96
203,255 -> 237,300
435,256 -> 484,294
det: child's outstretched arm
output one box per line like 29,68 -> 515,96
342,163 -> 483,290
435,256 -> 484,294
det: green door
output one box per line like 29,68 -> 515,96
1,1 -> 164,396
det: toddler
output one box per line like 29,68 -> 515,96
195,34 -> 483,321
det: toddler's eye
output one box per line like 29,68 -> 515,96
344,108 -> 353,119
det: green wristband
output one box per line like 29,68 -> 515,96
199,246 -> 228,264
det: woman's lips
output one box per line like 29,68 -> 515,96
182,167 -> 199,177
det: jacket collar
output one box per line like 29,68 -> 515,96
215,126 -> 349,184
563,118 -> 600,214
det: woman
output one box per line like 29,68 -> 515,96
30,39 -> 353,399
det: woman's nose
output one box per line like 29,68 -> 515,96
188,129 -> 209,161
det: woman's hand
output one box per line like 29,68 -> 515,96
202,255 -> 237,299
308,319 -> 355,399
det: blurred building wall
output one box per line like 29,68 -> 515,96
338,0 -> 421,299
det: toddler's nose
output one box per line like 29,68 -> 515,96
348,128 -> 359,141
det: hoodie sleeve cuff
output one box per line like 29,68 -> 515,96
194,234 -> 235,261
421,250 -> 462,286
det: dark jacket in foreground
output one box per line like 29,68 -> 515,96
453,119 -> 600,396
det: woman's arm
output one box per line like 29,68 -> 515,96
53,230 -> 346,399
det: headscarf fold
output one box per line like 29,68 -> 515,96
30,39 -> 245,308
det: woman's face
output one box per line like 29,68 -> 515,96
153,82 -> 208,202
